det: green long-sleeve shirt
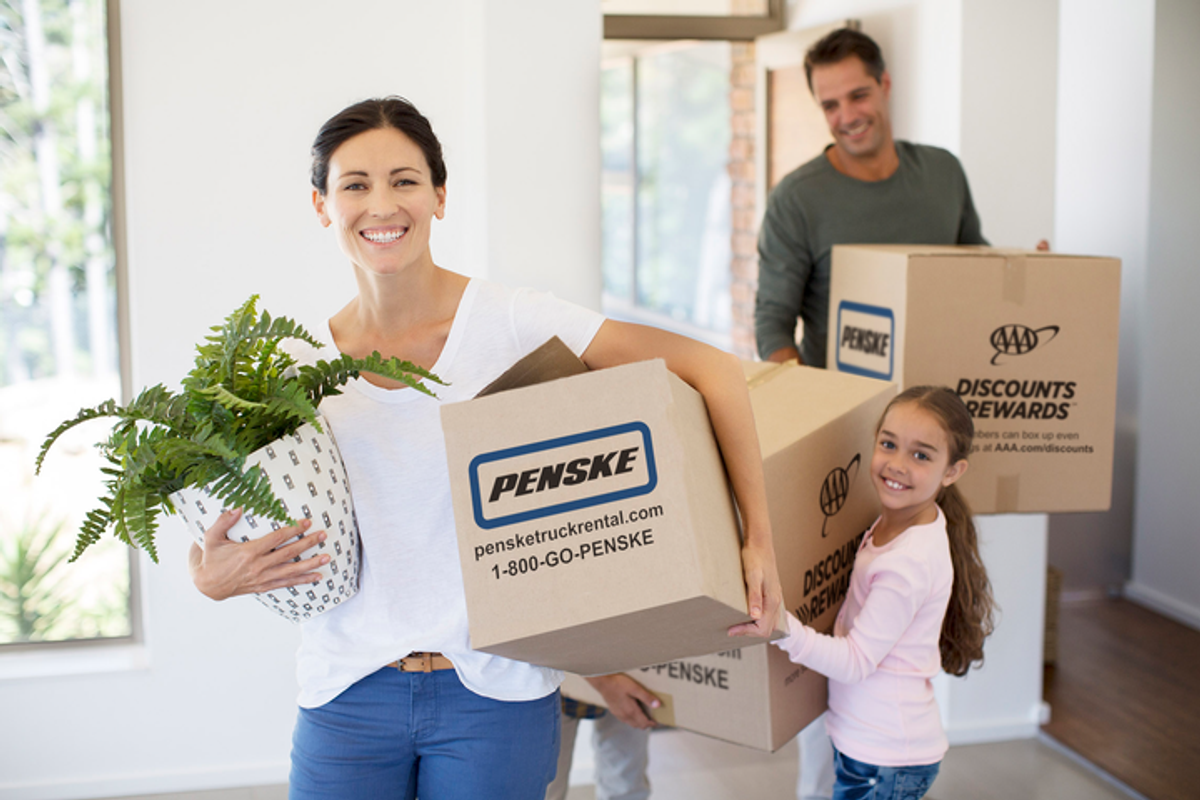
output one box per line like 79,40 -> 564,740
754,141 -> 986,367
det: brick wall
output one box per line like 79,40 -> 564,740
729,42 -> 758,360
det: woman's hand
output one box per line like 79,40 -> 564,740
727,532 -> 784,638
584,674 -> 662,730
188,509 -> 330,601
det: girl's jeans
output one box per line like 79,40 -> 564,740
831,745 -> 941,800
290,666 -> 561,799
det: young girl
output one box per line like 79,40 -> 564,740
774,385 -> 995,800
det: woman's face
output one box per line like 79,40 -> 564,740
313,126 -> 446,278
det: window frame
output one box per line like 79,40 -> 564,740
603,0 -> 784,41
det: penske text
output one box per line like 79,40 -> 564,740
479,502 -> 665,581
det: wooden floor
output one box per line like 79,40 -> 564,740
1042,597 -> 1200,800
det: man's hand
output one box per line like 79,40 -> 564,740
188,509 -> 330,601
728,537 -> 784,638
766,346 -> 802,365
585,674 -> 662,730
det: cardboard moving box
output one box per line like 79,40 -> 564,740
564,362 -> 897,751
440,339 -> 767,676
828,245 -> 1121,514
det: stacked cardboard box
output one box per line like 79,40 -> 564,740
563,362 -> 896,751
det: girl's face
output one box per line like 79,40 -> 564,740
871,401 -> 968,522
312,126 -> 446,278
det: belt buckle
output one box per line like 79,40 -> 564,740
401,652 -> 434,673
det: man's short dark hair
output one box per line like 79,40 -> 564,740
804,28 -> 886,92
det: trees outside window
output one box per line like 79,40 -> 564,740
601,40 -> 734,348
1,0 -> 132,646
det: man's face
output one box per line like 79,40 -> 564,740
810,56 -> 892,162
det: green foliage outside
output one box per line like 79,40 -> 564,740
634,43 -> 731,324
599,42 -> 732,332
2,0 -> 128,645
0,511 -> 129,643
1,0 -> 115,382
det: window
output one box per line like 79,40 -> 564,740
600,3 -> 778,352
1,0 -> 133,646
601,40 -> 734,346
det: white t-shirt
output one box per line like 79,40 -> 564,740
288,279 -> 605,708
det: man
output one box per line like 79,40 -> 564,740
755,28 -> 987,368
754,28 -> 987,800
546,677 -> 659,800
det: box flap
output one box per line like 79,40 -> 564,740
476,336 -> 589,398
833,244 -> 994,258
743,362 -> 897,458
833,243 -> 1117,261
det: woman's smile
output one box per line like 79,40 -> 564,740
361,226 -> 408,244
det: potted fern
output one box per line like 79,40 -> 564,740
35,295 -> 443,621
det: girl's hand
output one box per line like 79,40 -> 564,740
728,535 -> 784,638
188,509 -> 330,601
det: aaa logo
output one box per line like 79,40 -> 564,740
820,454 -> 860,538
990,324 -> 1060,365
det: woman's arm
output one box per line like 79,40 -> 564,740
581,319 -> 782,639
189,509 -> 331,600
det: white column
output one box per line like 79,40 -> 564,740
936,513 -> 1049,743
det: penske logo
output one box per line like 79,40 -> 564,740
836,301 -> 894,380
819,454 -> 860,538
468,422 -> 657,529
990,324 -> 1060,365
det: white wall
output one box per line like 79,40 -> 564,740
478,7 -> 603,307
1046,0 -> 1155,597
936,1 -> 1060,744
0,2 -> 600,798
1127,0 -> 1200,630
960,0 -> 1058,249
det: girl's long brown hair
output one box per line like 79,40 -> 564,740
880,386 -> 997,676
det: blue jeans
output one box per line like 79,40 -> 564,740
832,746 -> 941,800
290,666 -> 561,799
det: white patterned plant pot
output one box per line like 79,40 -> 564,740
169,416 -> 361,623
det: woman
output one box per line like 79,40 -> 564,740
189,96 -> 782,799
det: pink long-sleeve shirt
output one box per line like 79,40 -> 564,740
775,507 -> 953,767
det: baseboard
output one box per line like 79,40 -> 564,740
0,763 -> 289,800
945,718 -> 1040,746
1123,581 -> 1200,632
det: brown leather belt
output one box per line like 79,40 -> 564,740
389,651 -> 455,673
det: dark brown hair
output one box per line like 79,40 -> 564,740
311,96 -> 447,195
878,385 -> 996,676
804,28 -> 886,92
